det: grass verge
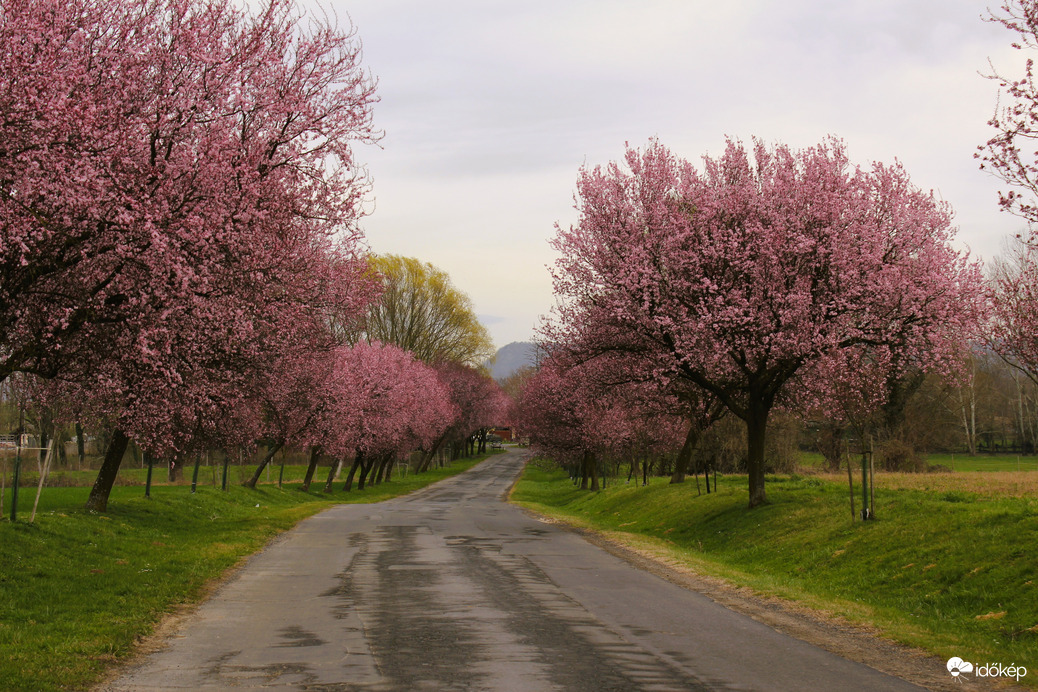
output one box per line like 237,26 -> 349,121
511,462 -> 1038,684
0,454 -> 494,692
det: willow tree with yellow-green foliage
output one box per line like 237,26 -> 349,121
366,255 -> 495,368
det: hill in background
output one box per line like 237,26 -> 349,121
489,341 -> 536,381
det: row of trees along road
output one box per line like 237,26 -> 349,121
516,1 -> 1038,508
0,0 -> 508,512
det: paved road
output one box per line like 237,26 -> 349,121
106,449 -> 923,691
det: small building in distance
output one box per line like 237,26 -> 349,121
490,427 -> 514,442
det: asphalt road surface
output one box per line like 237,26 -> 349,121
105,449 -> 924,691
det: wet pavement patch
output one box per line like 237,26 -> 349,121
275,625 -> 326,648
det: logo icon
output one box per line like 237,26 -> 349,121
948,657 -> 974,678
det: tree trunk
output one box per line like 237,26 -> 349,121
846,451 -> 856,520
418,437 -> 445,473
144,452 -> 154,498
373,455 -> 388,485
168,457 -> 179,482
343,452 -> 362,491
85,429 -> 129,512
301,445 -> 321,492
245,440 -> 284,489
588,452 -> 599,491
39,426 -> 49,466
56,429 -> 67,466
959,383 -> 978,456
670,422 -> 701,484
75,421 -> 85,470
357,454 -> 376,490
417,450 -> 431,473
323,457 -> 342,493
745,401 -> 770,508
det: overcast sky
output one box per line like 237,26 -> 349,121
321,0 -> 1026,350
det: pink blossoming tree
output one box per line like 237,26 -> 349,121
0,0 -> 379,509
980,2 -> 1038,392
550,138 -> 984,507
514,358 -> 601,488
980,0 -> 1038,233
989,239 -> 1038,383
515,353 -> 687,490
415,363 -> 509,471
322,342 -> 457,491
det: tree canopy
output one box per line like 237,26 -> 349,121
366,255 -> 495,368
547,138 -> 985,506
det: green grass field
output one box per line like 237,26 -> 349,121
0,453 -> 495,692
933,452 -> 1038,472
511,463 -> 1038,684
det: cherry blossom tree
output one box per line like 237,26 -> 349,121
980,0 -> 1038,233
0,0 -> 379,510
989,237 -> 1038,382
242,248 -> 382,490
542,310 -> 726,485
550,138 -> 984,507
976,2 -> 1038,454
515,352 -> 687,490
0,0 -> 378,384
415,363 -> 509,471
243,350 -> 335,490
514,358 -> 599,487
320,342 -> 456,491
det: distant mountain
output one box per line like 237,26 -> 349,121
489,341 -> 536,381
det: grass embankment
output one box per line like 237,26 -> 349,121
0,454 -> 493,692
512,463 -> 1038,680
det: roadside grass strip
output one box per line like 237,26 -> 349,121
0,454 -> 494,692
511,463 -> 1038,685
